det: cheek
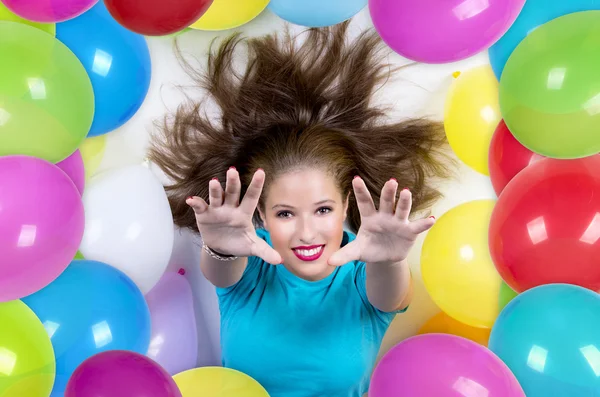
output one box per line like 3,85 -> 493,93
266,220 -> 295,249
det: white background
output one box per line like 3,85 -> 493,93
92,6 -> 497,367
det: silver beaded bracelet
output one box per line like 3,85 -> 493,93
202,244 -> 239,261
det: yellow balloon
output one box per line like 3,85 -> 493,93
0,3 -> 55,36
79,135 -> 106,180
190,0 -> 270,31
421,199 -> 502,328
174,367 -> 269,396
444,66 -> 501,176
0,300 -> 56,397
418,311 -> 491,346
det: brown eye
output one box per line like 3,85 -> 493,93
277,211 -> 292,218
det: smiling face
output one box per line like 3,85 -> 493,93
258,168 -> 349,281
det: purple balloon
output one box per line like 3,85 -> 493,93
0,155 -> 84,302
369,0 -> 526,63
65,350 -> 182,397
370,334 -> 525,397
2,0 -> 99,23
146,272 -> 198,375
56,149 -> 85,195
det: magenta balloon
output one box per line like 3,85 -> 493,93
370,334 -> 525,397
145,272 -> 198,375
56,149 -> 85,195
369,0 -> 526,63
65,350 -> 182,397
0,155 -> 84,302
2,0 -> 99,22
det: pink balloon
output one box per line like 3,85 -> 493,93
65,350 -> 182,397
56,150 -> 85,195
0,155 -> 84,302
370,334 -> 525,397
146,272 -> 198,375
369,0 -> 526,63
2,0 -> 99,23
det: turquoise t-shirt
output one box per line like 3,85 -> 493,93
216,228 -> 406,397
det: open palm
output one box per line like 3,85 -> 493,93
328,176 -> 435,267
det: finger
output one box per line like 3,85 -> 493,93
240,169 -> 265,215
224,167 -> 241,207
353,176 -> 376,217
328,241 -> 361,267
395,188 -> 412,222
251,237 -> 282,265
379,178 -> 398,214
409,216 -> 436,235
208,178 -> 224,207
186,196 -> 208,214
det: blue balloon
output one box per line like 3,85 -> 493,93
489,284 -> 600,396
56,1 -> 151,137
22,260 -> 151,396
268,0 -> 367,27
489,0 -> 600,79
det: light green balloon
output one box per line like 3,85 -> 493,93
0,300 -> 56,397
0,3 -> 55,36
498,281 -> 518,312
500,10 -> 600,159
0,21 -> 94,163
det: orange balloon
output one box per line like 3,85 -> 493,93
418,312 -> 491,346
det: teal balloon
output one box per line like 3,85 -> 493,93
489,284 -> 600,396
22,259 -> 151,396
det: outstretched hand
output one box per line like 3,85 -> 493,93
328,176 -> 435,267
186,168 -> 282,265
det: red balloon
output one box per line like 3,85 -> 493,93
65,350 -> 182,397
488,120 -> 545,196
104,0 -> 213,36
489,155 -> 600,293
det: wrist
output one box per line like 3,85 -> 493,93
202,244 -> 239,261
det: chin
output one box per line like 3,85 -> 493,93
288,260 -> 332,281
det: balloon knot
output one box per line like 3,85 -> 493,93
178,268 -> 186,275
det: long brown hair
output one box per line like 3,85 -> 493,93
148,21 -> 456,234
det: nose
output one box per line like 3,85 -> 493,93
298,217 -> 316,244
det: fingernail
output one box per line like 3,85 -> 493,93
403,187 -> 410,191
186,196 -> 193,201
390,178 -> 397,182
211,177 -> 218,181
229,166 -> 236,170
354,175 -> 361,180
429,216 -> 435,220
257,168 -> 264,172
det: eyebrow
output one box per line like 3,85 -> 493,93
272,199 -> 335,210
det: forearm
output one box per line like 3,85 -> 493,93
366,259 -> 413,312
200,249 -> 248,289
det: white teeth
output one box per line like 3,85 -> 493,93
295,246 -> 323,257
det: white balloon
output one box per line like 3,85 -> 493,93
80,165 -> 175,294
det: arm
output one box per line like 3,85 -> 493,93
366,258 -> 413,313
200,249 -> 248,289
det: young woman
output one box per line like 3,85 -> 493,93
149,21 -> 453,397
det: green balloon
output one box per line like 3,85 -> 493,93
498,281 -> 518,312
0,21 -> 94,163
500,11 -> 600,159
0,300 -> 56,397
